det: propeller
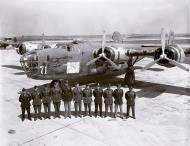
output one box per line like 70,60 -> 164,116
86,32 -> 121,70
142,28 -> 189,71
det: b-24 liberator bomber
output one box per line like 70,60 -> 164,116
7,28 -> 190,85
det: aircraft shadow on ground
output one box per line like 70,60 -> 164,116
2,65 -> 26,75
13,72 -> 26,75
2,65 -> 23,71
4,64 -> 188,98
17,110 -> 126,121
135,80 -> 190,98
98,78 -> 190,98
17,77 -> 190,99
134,66 -> 164,71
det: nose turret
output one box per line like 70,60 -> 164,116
20,53 -> 38,73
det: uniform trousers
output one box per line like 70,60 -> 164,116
64,101 -> 71,117
33,105 -> 41,118
105,104 -> 113,116
115,104 -> 123,117
95,103 -> 102,116
74,101 -> 82,115
43,103 -> 51,117
84,103 -> 91,115
53,102 -> 61,117
21,107 -> 31,119
127,105 -> 135,117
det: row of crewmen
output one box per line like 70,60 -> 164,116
19,80 -> 136,121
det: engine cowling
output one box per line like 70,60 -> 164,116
154,45 -> 185,67
16,44 -> 27,55
16,42 -> 51,55
93,46 -> 115,61
93,46 -> 127,63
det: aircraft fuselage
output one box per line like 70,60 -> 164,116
20,42 -> 129,81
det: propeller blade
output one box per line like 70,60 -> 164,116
102,31 -> 106,53
168,30 -> 175,45
161,28 -> 166,55
165,57 -> 189,71
86,56 -> 102,66
42,32 -> 45,49
104,56 -> 121,70
142,58 -> 161,71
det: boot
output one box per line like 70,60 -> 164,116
28,115 -> 32,121
22,116 -> 25,121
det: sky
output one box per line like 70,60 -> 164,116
0,0 -> 190,37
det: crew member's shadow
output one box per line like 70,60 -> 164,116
18,111 -> 65,121
18,110 -> 118,121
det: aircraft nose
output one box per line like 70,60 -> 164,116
20,53 -> 38,72
20,54 -> 29,71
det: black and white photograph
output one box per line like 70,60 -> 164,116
0,0 -> 190,145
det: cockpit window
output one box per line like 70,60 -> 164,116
55,43 -> 67,49
55,43 -> 73,52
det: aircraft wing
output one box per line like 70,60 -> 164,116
124,33 -> 190,39
9,35 -> 112,42
87,29 -> 190,72
3,30 -> 190,43
116,30 -> 190,56
123,30 -> 190,71
4,32 -> 189,46
0,40 -> 18,48
2,30 -> 190,55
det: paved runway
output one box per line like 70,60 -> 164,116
0,50 -> 190,146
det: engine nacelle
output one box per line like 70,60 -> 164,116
16,42 -> 37,55
16,42 -> 51,55
154,45 -> 185,67
93,46 -> 127,63
93,46 -> 116,61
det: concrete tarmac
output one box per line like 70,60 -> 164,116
0,50 -> 190,146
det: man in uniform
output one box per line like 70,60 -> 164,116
51,81 -> 62,118
72,83 -> 83,117
62,80 -> 73,118
19,88 -> 32,121
125,87 -> 136,119
32,86 -> 42,120
93,83 -> 103,117
113,84 -> 124,119
103,84 -> 114,117
124,56 -> 135,89
83,84 -> 92,117
42,84 -> 51,119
